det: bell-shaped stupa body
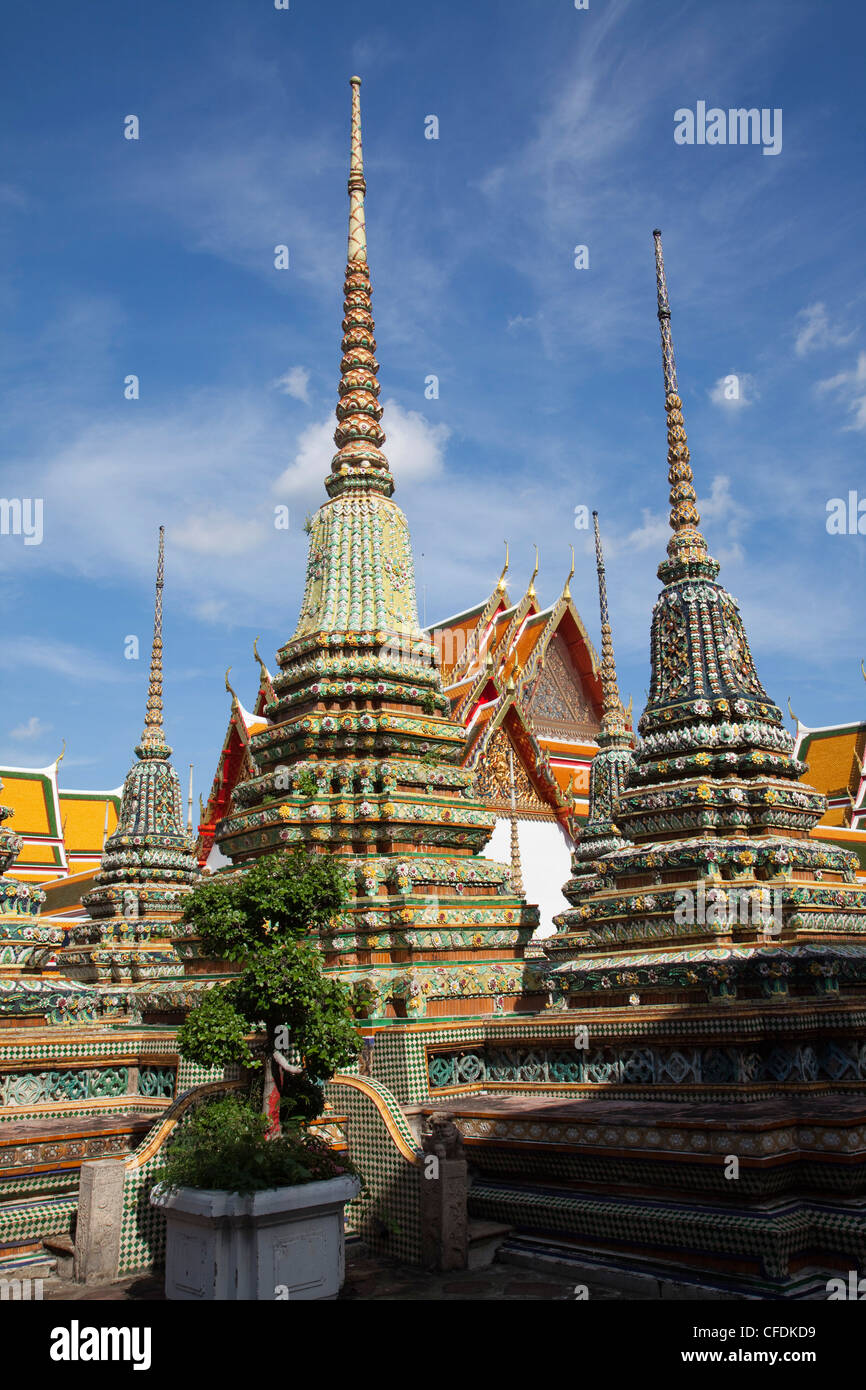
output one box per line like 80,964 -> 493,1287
211,78 -> 538,1021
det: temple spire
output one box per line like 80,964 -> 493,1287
347,76 -> 367,264
652,230 -> 713,580
136,526 -> 171,760
327,77 -> 392,499
592,512 -> 627,739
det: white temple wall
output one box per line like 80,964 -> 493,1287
206,842 -> 231,872
486,816 -> 572,938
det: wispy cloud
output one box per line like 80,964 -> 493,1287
709,372 -> 758,408
794,302 -> 856,357
10,715 -> 51,741
273,399 -> 449,499
816,352 -> 866,431
273,367 -> 311,403
0,638 -> 131,684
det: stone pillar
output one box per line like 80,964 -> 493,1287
73,1158 -> 126,1284
419,1112 -> 468,1271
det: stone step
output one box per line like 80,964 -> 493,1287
0,1249 -> 56,1287
496,1233 -> 773,1300
43,1235 -> 75,1278
466,1219 -> 511,1270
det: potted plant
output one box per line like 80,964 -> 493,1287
151,850 -> 362,1301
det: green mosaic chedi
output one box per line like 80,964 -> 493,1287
57,527 -> 200,998
558,511 -> 634,903
546,231 -> 866,1003
81,526 -> 198,926
211,78 -> 537,1019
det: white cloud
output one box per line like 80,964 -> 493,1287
273,399 -> 449,498
816,352 -> 866,431
273,417 -> 335,499
708,373 -> 758,408
0,377 -> 452,635
794,303 -> 856,357
8,388 -> 296,600
623,508 -> 669,555
613,475 -> 747,566
383,401 -> 449,483
273,367 -> 311,403
10,715 -> 51,741
193,597 -> 232,625
173,511 -> 270,557
0,639 -> 129,685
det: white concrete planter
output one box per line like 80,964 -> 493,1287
151,1174 -> 360,1301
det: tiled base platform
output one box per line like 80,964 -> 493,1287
413,1092 -> 866,1297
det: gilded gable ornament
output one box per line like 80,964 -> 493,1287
527,634 -> 597,734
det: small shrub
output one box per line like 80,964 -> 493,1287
158,1095 -> 356,1195
296,770 -> 319,798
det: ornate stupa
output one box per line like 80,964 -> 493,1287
546,231 -> 866,1004
202,77 -> 538,1020
556,512 -> 634,905
67,527 -> 198,986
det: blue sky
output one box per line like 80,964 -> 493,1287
0,0 -> 864,798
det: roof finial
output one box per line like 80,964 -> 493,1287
253,635 -> 270,683
592,511 -> 627,738
54,739 -> 66,770
136,526 -> 171,760
497,540 -> 510,593
652,230 -> 712,578
562,545 -> 575,600
225,667 -> 239,706
528,545 -> 539,600
348,76 -> 367,264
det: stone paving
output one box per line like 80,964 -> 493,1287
338,1247 -> 623,1300
41,1243 -> 625,1301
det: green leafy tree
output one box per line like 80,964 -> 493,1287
177,850 -> 359,1124
158,1095 -> 356,1194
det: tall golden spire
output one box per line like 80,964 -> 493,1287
347,75 -> 367,264
136,525 -> 171,760
592,512 -> 627,739
327,76 -> 392,499
652,230 -> 714,580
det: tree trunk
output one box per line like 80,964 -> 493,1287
262,1055 -> 281,1138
